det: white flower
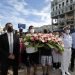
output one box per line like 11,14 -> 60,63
32,34 -> 38,37
48,38 -> 51,41
24,42 -> 29,45
26,34 -> 32,36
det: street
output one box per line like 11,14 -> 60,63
8,66 -> 75,75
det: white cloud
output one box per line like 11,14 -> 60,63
0,0 -> 52,31
6,0 -> 27,12
30,1 -> 51,25
10,16 -> 26,23
12,0 -> 51,28
45,0 -> 53,2
45,0 -> 51,3
0,15 -> 3,19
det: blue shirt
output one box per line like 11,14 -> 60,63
71,32 -> 75,49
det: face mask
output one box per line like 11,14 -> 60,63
7,27 -> 13,32
66,30 -> 70,34
30,29 -> 34,33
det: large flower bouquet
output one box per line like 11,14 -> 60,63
23,33 -> 64,53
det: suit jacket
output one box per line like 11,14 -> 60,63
0,33 -> 20,62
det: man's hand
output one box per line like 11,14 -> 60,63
8,54 -> 15,60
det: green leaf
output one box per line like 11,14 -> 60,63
46,43 -> 54,48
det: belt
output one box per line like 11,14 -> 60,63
64,47 -> 71,49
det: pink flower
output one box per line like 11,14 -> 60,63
34,36 -> 39,40
30,36 -> 35,41
39,37 -> 45,43
49,33 -> 54,37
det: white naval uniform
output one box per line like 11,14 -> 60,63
61,33 -> 72,74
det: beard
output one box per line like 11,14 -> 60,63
7,27 -> 13,32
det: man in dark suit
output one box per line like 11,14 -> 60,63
0,23 -> 20,75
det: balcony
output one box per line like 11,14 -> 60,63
65,4 -> 75,13
57,19 -> 69,25
51,7 -> 74,18
58,18 -> 74,26
66,19 -> 74,24
51,8 -> 66,18
51,11 -> 58,18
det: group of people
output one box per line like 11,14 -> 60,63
0,22 -> 75,75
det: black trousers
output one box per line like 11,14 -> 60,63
1,59 -> 18,75
71,48 -> 75,69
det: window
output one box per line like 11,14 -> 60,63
55,2 -> 57,5
66,0 -> 68,2
70,6 -> 72,10
55,12 -> 57,15
59,11 -> 60,14
66,0 -> 68,4
62,10 -> 63,13
52,13 -> 54,16
53,8 -> 54,11
56,6 -> 57,10
62,2 -> 64,6
59,4 -> 61,8
70,0 -> 73,3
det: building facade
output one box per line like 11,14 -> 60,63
34,25 -> 52,33
51,0 -> 75,31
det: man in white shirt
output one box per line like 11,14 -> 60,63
61,26 -> 72,75
25,26 -> 39,75
70,31 -> 75,72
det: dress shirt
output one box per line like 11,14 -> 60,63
7,32 -> 13,54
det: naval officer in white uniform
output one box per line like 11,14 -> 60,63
61,26 -> 72,75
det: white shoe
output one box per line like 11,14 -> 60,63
65,72 -> 71,75
53,68 -> 56,71
59,67 -> 61,70
62,72 -> 65,75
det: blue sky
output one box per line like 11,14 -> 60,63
0,0 -> 52,31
